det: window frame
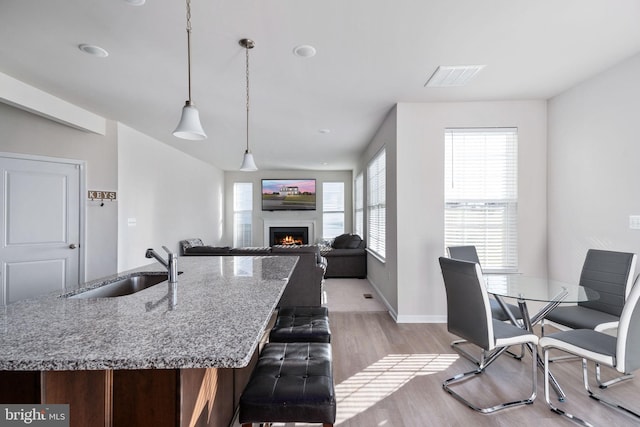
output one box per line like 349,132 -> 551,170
444,128 -> 518,272
367,148 -> 386,261
233,182 -> 253,248
354,172 -> 364,238
322,181 -> 345,239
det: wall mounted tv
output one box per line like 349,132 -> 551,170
262,179 -> 316,211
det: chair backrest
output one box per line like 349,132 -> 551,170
578,249 -> 637,316
438,257 -> 494,351
615,276 -> 640,373
446,246 -> 481,265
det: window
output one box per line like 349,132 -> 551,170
233,182 -> 253,247
444,128 -> 518,272
367,148 -> 386,260
323,182 -> 345,238
354,172 -> 364,237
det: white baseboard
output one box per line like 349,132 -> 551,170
395,314 -> 447,324
366,276 -> 446,323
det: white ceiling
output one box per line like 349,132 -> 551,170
1,0 -> 640,171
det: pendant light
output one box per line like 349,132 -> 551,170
239,38 -> 258,171
173,0 -> 206,140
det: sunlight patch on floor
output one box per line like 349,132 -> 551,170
246,353 -> 459,427
334,353 -> 459,425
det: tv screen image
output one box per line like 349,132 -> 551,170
262,179 -> 316,211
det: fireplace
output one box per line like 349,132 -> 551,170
269,226 -> 309,246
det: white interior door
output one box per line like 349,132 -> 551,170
0,155 -> 81,305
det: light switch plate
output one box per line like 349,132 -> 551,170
629,215 -> 640,229
127,217 -> 137,227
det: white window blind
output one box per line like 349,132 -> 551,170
233,182 -> 253,248
354,172 -> 364,238
444,128 -> 518,272
323,182 -> 345,238
367,148 -> 386,260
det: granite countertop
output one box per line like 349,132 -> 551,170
0,256 -> 296,371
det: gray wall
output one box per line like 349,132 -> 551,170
224,170 -> 353,247
117,124 -> 224,271
548,52 -> 640,284
356,107 -> 399,314
0,102 -> 118,281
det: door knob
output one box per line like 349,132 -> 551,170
69,244 -> 77,249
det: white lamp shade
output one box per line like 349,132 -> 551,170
173,102 -> 207,140
240,150 -> 258,171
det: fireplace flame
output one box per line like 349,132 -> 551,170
280,235 -> 303,245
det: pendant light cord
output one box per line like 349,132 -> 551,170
245,41 -> 250,152
186,0 -> 193,103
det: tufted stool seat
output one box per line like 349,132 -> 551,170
239,342 -> 336,427
269,306 -> 331,343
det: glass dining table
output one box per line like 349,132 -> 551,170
485,274 -> 599,401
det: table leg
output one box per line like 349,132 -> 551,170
494,295 -> 568,401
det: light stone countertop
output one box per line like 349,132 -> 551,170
0,256 -> 296,371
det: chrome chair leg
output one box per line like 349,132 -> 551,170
443,345 -> 536,413
583,359 -> 640,419
543,350 -> 594,427
450,339 -> 483,365
451,339 -> 523,365
543,350 -> 640,425
549,355 -> 634,389
595,363 -> 634,389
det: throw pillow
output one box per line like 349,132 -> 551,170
182,238 -> 204,249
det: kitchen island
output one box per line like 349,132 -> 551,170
0,255 -> 297,427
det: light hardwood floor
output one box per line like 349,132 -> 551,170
234,281 -> 640,427
328,311 -> 640,427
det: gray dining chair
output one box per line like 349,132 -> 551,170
447,246 -> 522,322
438,257 -> 538,413
446,245 -> 523,364
539,274 -> 640,426
541,249 -> 637,388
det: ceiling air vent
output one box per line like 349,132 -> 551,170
424,65 -> 485,87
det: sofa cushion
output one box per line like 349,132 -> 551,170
185,245 -> 230,254
331,234 -> 351,249
347,234 -> 363,249
228,247 -> 271,255
332,234 -> 363,249
322,248 -> 366,257
272,245 -> 322,264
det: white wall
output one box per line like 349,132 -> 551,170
0,102 -> 118,281
548,52 -> 640,284
224,170 -> 353,247
117,124 -> 224,270
360,101 -> 548,322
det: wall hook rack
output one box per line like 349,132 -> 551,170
88,191 -> 116,207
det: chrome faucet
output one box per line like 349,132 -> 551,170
145,246 -> 178,284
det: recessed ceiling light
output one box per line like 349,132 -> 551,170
424,65 -> 485,87
124,0 -> 146,5
293,45 -> 316,58
78,44 -> 109,58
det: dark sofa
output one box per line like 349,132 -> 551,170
179,239 -> 326,307
320,233 -> 367,278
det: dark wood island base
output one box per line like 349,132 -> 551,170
0,350 -> 257,427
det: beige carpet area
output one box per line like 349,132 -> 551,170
322,278 -> 387,312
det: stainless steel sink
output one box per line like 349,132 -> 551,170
68,272 -> 182,299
